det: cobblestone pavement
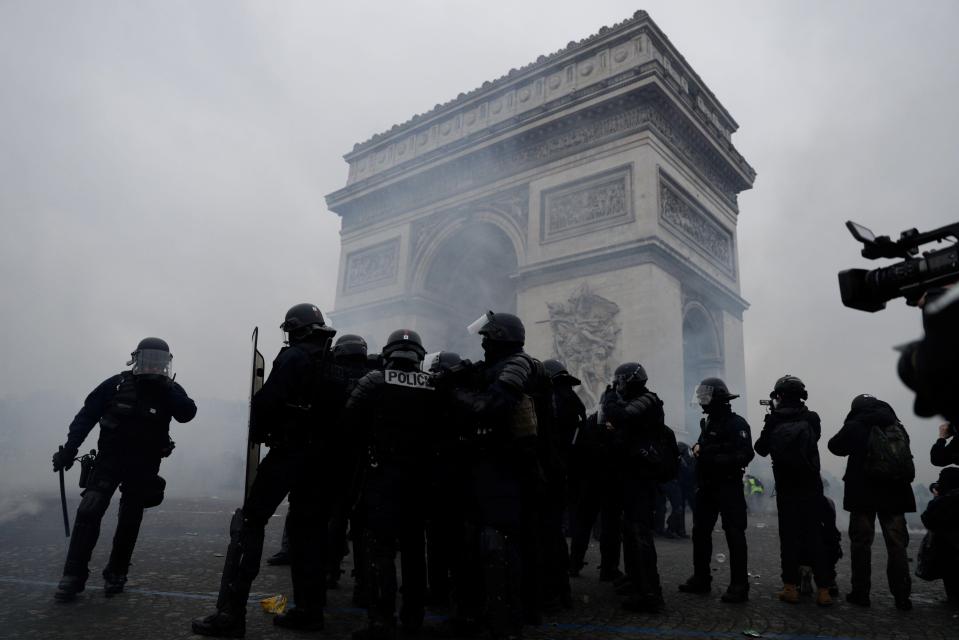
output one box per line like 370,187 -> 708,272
0,495 -> 956,639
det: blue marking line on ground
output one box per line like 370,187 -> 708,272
0,576 -> 867,640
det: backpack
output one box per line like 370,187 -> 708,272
634,423 -> 680,483
864,422 -> 915,483
766,420 -> 816,473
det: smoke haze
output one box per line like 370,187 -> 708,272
1,1 -> 957,507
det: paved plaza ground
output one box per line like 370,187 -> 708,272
0,495 -> 956,639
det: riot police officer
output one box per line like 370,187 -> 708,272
601,363 -> 675,613
445,311 -> 543,639
678,378 -> 754,603
345,329 -> 435,640
52,337 -> 196,601
192,304 -> 343,637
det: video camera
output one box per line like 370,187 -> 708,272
838,220 -> 959,312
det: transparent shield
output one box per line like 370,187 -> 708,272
467,311 -> 494,336
692,384 -> 715,406
422,351 -> 442,372
132,349 -> 173,378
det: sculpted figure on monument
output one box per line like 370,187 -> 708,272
547,283 -> 621,408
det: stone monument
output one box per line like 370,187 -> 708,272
325,10 -> 755,436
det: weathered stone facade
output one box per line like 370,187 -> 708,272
325,10 -> 755,433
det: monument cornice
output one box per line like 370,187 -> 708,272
340,10 -> 748,188
328,83 -> 753,232
514,236 -> 749,318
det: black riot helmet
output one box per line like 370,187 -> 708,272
281,303 -> 335,344
428,351 -> 462,374
382,329 -> 426,364
771,374 -> 808,402
468,310 -> 526,345
128,337 -> 173,378
333,334 -> 368,360
693,377 -> 739,407
613,362 -> 648,390
543,358 -> 582,387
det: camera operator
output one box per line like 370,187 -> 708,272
931,422 -> 959,467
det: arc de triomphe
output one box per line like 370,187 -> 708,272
325,11 -> 755,436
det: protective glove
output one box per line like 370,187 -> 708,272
52,446 -> 78,472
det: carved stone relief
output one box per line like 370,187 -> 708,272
343,238 -> 400,292
541,167 -> 632,242
659,173 -> 734,274
339,94 -> 744,231
547,282 -> 621,408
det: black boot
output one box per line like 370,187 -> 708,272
273,607 -> 324,631
677,574 -> 711,594
191,609 -> 246,638
103,570 -> 127,597
54,575 -> 86,602
720,583 -> 749,603
266,550 -> 290,566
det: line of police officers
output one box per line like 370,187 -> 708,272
52,304 -> 758,640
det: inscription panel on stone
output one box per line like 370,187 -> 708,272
541,166 -> 633,243
344,238 -> 400,292
658,172 -> 734,275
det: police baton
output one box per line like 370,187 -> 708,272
58,446 -> 71,538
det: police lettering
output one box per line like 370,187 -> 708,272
384,369 -> 435,390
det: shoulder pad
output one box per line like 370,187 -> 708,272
497,354 -> 534,392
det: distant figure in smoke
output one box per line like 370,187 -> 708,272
51,337 -> 196,602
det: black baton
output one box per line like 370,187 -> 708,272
58,446 -> 70,538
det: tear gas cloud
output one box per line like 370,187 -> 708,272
1,1 -> 957,513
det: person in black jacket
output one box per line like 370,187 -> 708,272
827,394 -> 916,611
601,362 -> 673,613
344,329 -> 437,640
678,378 -> 753,603
754,375 -> 832,607
921,467 -> 959,605
193,304 -> 346,637
931,422 -> 959,467
51,337 -> 196,602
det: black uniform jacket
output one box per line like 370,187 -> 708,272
827,397 -> 916,514
66,372 -> 196,457
695,406 -> 753,484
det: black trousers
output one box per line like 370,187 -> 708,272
62,452 -> 161,580
621,470 -> 661,598
776,494 -> 830,585
691,479 -> 748,586
361,464 -> 427,630
216,446 -> 329,613
569,463 -> 622,574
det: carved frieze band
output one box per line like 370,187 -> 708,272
659,172 -> 734,274
341,95 -> 741,232
343,238 -> 400,292
541,166 -> 633,243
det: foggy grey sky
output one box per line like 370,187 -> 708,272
1,0 -> 958,490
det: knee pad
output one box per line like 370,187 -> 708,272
77,489 -> 111,520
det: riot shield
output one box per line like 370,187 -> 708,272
245,327 -> 265,502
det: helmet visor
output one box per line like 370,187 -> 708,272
692,384 -> 715,406
422,351 -> 442,372
132,349 -> 173,378
467,311 -> 495,336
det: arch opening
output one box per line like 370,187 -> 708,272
682,305 -> 723,437
422,222 -> 518,359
